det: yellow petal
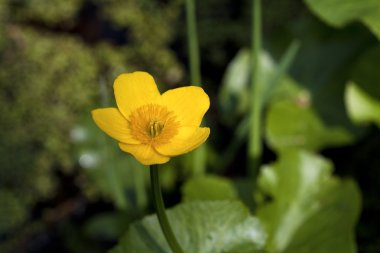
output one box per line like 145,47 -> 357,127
155,127 -> 210,156
114,72 -> 161,119
92,108 -> 140,144
119,143 -> 170,165
161,86 -> 209,127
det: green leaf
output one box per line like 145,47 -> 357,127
345,46 -> 380,127
304,0 -> 380,40
181,175 -> 238,202
350,46 -> 380,100
109,201 -> 267,253
345,81 -> 380,127
288,20 -> 370,132
256,150 -> 361,253
266,100 -> 353,151
264,23 -> 366,149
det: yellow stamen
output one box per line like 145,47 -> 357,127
128,104 -> 179,145
149,121 -> 163,137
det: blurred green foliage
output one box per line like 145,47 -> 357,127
0,191 -> 27,234
305,0 -> 380,40
0,0 -> 182,248
0,26 -> 98,214
73,116 -> 148,210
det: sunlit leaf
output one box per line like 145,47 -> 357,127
345,46 -> 380,128
109,201 -> 267,253
304,0 -> 380,40
181,175 -> 238,202
345,82 -> 380,127
257,150 -> 361,253
266,100 -> 353,151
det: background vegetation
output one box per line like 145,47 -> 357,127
0,0 -> 379,252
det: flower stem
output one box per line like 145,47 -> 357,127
186,0 -> 201,85
248,0 -> 262,177
186,0 -> 206,176
150,165 -> 184,253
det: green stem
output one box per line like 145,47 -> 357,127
186,0 -> 206,176
150,165 -> 184,253
248,0 -> 262,176
186,0 -> 201,85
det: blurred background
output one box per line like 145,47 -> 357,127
1,0 -> 380,252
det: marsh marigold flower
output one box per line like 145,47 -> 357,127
91,71 -> 210,165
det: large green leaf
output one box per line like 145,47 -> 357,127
181,175 -> 238,202
266,100 -> 353,151
304,0 -> 380,40
289,25 -> 367,131
267,22 -> 370,151
256,150 -> 361,253
267,22 -> 363,149
109,201 -> 266,253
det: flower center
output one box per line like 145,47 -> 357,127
128,104 -> 179,145
149,121 -> 164,138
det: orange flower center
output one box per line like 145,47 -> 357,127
128,104 -> 180,145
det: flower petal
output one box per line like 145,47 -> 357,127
91,108 -> 140,144
155,127 -> 210,156
119,143 -> 170,165
161,86 -> 210,127
114,71 -> 161,118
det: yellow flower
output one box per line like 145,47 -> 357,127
91,71 -> 210,165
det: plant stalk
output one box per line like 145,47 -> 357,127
248,0 -> 262,176
186,0 -> 206,176
186,0 -> 201,85
150,165 -> 184,253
